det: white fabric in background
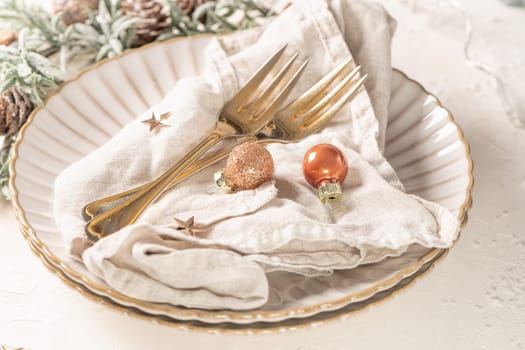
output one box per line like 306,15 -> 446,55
54,0 -> 459,310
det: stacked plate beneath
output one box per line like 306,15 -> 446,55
10,34 -> 473,332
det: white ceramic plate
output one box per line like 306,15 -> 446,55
10,34 -> 473,326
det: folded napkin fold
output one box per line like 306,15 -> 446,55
54,0 -> 460,310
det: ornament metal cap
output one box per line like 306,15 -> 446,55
214,170 -> 233,193
318,181 -> 343,204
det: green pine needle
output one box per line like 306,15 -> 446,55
70,0 -> 137,62
0,136 -> 15,199
159,0 -> 275,40
0,29 -> 62,105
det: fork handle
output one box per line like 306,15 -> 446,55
85,131 -> 225,242
82,139 -> 247,220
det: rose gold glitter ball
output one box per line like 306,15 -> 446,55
223,143 -> 274,191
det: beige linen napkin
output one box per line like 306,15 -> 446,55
54,0 -> 460,310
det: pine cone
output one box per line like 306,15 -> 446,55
174,0 -> 206,15
0,87 -> 33,137
52,0 -> 99,25
121,0 -> 171,47
0,31 -> 17,46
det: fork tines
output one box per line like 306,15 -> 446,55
276,58 -> 368,135
232,46 -> 309,120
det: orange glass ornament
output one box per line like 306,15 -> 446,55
303,144 -> 348,204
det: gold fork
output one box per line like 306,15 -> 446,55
84,46 -> 308,242
83,60 -> 366,241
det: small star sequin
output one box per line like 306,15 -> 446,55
141,111 -> 171,132
172,216 -> 206,237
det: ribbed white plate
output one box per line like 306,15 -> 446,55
10,34 -> 473,326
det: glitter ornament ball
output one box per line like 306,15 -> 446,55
303,144 -> 348,204
215,143 -> 274,192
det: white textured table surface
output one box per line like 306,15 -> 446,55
1,0 -> 525,349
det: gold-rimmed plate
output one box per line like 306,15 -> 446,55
10,34 -> 473,326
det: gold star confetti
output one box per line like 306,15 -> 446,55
141,111 -> 170,132
172,216 -> 206,237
